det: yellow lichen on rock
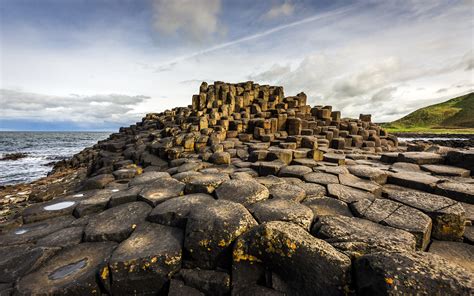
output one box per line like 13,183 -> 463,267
100,266 -> 109,280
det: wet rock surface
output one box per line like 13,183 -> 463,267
1,81 -> 473,295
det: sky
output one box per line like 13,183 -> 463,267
0,0 -> 473,131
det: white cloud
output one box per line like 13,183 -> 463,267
152,0 -> 222,42
262,1 -> 295,20
248,64 -> 291,82
0,89 -> 150,125
333,57 -> 400,98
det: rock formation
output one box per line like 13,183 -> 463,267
0,81 -> 473,295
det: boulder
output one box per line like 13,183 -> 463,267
168,279 -> 205,296
138,178 -> 185,206
215,179 -> 269,207
421,164 -> 470,177
109,223 -> 183,295
302,196 -> 353,218
233,221 -> 352,295
0,244 -> 59,283
147,194 -> 215,227
397,152 -> 444,165
108,186 -> 143,207
388,171 -> 439,192
435,181 -> 474,204
312,215 -> 416,257
267,182 -> 306,202
354,251 -> 473,295
128,171 -> 171,187
0,216 -> 74,246
185,174 -> 230,194
429,240 -> 474,273
267,149 -> 293,165
327,184 -> 376,204
248,199 -> 314,230
84,202 -> 151,242
323,153 -> 345,165
339,173 -> 382,196
278,165 -> 312,179
257,160 -> 287,176
347,165 -> 388,184
303,172 -> 339,186
351,198 -> 432,250
36,226 -> 84,248
81,174 -> 115,190
446,149 -> 474,172
15,242 -> 117,295
180,269 -> 231,296
295,182 -> 327,197
387,190 -> 465,241
73,191 -> 113,217
389,162 -> 422,173
184,200 -> 257,269
22,198 -> 78,223
210,152 -> 231,165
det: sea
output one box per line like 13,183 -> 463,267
0,132 -> 111,186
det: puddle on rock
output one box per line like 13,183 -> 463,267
48,258 -> 88,280
111,189 -> 120,192
73,193 -> 84,197
14,222 -> 48,235
14,229 -> 28,235
44,201 -> 76,211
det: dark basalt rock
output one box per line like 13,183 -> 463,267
354,251 -> 474,295
350,198 -> 432,250
248,198 -> 314,230
15,242 -> 117,296
435,181 -> 474,204
180,268 -> 231,296
168,279 -> 205,296
36,226 -> 84,248
138,177 -> 185,206
386,190 -> 465,241
185,173 -> 230,194
215,179 -> 269,207
347,164 -> 388,184
147,193 -> 215,227
84,201 -> 151,242
108,185 -> 143,207
312,215 -> 416,257
0,216 -> 75,246
128,171 -> 171,187
327,183 -> 376,204
22,197 -> 78,223
303,172 -> 339,185
429,240 -> 474,273
278,165 -> 313,179
0,152 -> 28,161
233,221 -> 352,295
397,152 -> 444,165
0,244 -> 59,283
81,174 -> 115,190
339,173 -> 382,196
108,223 -> 183,295
184,200 -> 257,269
266,182 -> 306,202
388,171 -> 440,192
302,196 -> 353,218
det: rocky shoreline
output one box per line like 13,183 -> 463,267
1,81 -> 473,295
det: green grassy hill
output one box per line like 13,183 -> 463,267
383,92 -> 474,133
